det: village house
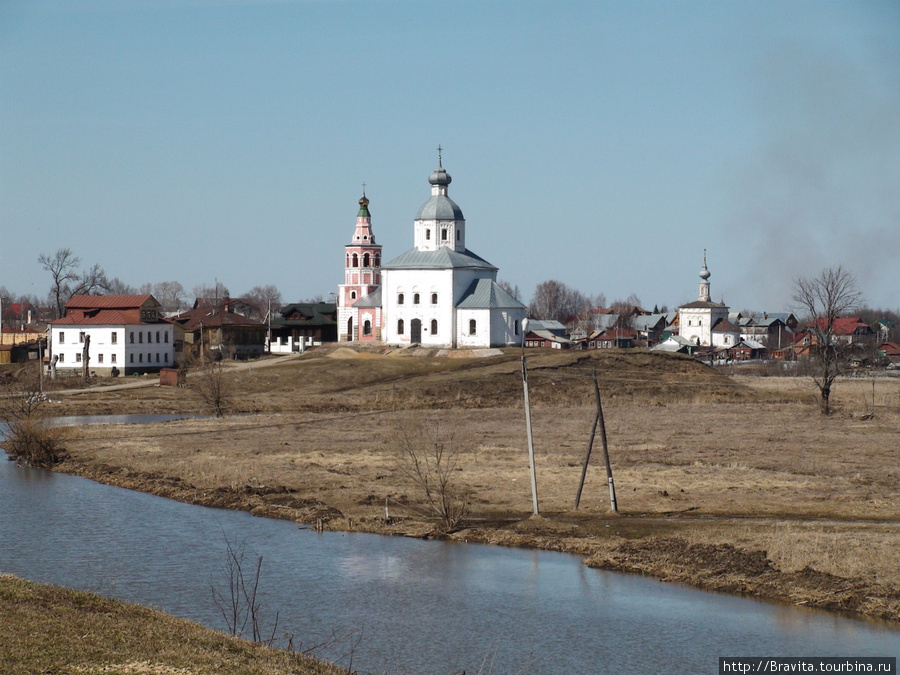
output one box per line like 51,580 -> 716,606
270,302 -> 337,352
170,298 -> 266,359
48,294 -> 174,376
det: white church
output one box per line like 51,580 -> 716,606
338,156 -> 526,348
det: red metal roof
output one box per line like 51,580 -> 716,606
65,294 -> 155,310
51,309 -> 144,326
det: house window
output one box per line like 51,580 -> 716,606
130,332 -> 134,343
426,229 -> 431,240
156,353 -> 160,362
76,353 -> 81,362
514,320 -> 519,336
413,293 -> 420,305
111,332 -> 118,344
363,320 -> 372,336
398,293 -> 404,305
156,331 -> 160,343
139,332 -> 143,343
164,354 -> 168,363
469,319 -> 477,335
164,332 -> 169,343
431,319 -> 438,334
431,293 -> 438,304
441,229 -> 447,241
79,332 -> 85,343
130,354 -> 134,363
111,354 -> 117,363
139,354 -> 143,363
98,354 -> 104,363
363,253 -> 370,267
375,254 -> 380,266
59,354 -> 64,362
59,332 -> 65,343
351,291 -> 357,300
398,319 -> 404,335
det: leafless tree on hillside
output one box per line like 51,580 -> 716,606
793,265 -> 861,415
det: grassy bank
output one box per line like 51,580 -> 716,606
0,574 -> 345,675
8,347 -> 900,624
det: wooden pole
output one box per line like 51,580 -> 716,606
596,378 -> 618,513
522,354 -> 539,516
574,369 -> 601,510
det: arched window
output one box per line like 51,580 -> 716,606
352,253 -> 359,267
426,229 -> 431,240
441,229 -> 448,241
413,293 -> 420,305
397,319 -> 405,335
398,293 -> 404,305
363,253 -> 370,267
363,320 -> 372,336
374,254 -> 380,266
469,319 -> 477,335
350,290 -> 357,299
431,293 -> 438,304
431,319 -> 438,334
346,317 -> 353,341
346,254 -> 350,267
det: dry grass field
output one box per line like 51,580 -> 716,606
0,574 -> 345,675
11,346 -> 900,622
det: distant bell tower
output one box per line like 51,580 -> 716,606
698,249 -> 711,302
337,190 -> 382,341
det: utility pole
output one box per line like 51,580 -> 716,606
521,319 -> 539,516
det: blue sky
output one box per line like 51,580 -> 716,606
2,0 -> 898,313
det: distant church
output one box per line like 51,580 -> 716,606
338,155 -> 526,348
678,251 -> 739,348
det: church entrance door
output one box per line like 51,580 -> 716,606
411,319 -> 422,344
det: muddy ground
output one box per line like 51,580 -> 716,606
13,346 -> 900,623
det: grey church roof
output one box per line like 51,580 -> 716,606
456,278 -> 526,310
415,194 -> 465,221
353,287 -> 382,308
382,247 -> 498,271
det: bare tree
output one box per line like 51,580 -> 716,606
153,280 -> 187,313
38,249 -> 110,318
39,248 -> 81,318
527,280 -> 598,325
240,285 -> 282,321
0,371 -> 64,468
497,279 -> 523,301
189,353 -> 232,417
106,277 -> 138,295
394,417 -> 470,533
193,281 -> 230,305
793,265 -> 862,414
210,535 -> 279,646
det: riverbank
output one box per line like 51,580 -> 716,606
0,574 -> 346,675
20,347 -> 900,623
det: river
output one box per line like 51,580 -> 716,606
1,416 -> 898,673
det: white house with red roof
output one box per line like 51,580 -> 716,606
48,295 -> 174,376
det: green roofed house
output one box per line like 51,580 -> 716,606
270,303 -> 337,353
